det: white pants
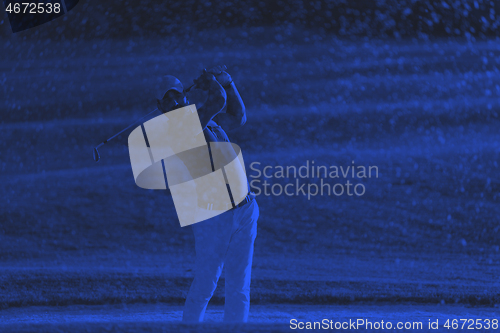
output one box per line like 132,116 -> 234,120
182,199 -> 259,322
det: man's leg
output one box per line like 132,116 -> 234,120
223,200 -> 259,322
183,211 -> 233,322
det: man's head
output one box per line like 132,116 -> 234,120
156,75 -> 190,113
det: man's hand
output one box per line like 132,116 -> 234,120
208,65 -> 246,131
194,69 -> 227,130
206,65 -> 232,87
193,69 -> 218,91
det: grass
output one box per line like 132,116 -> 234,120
1,31 -> 500,315
1,270 -> 499,310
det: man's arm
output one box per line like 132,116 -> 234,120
205,65 -> 246,130
214,82 -> 246,130
195,72 -> 227,130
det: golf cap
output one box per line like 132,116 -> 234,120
157,75 -> 184,100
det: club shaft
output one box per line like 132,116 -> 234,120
96,83 -> 198,148
92,66 -> 224,162
185,83 -> 196,92
96,108 -> 159,148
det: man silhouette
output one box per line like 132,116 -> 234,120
156,67 -> 259,322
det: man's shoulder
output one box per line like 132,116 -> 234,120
207,120 -> 219,128
206,120 -> 230,142
207,120 -> 227,133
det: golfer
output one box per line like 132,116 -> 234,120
156,66 -> 259,322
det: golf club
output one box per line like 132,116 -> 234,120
93,108 -> 160,162
92,83 -> 198,162
92,64 -> 227,162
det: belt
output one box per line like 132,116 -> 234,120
199,192 -> 255,211
234,192 -> 254,209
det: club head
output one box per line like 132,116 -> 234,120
93,147 -> 100,162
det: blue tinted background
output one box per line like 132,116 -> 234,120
1,1 -> 499,331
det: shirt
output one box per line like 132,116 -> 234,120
204,120 -> 251,199
204,120 -> 230,143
